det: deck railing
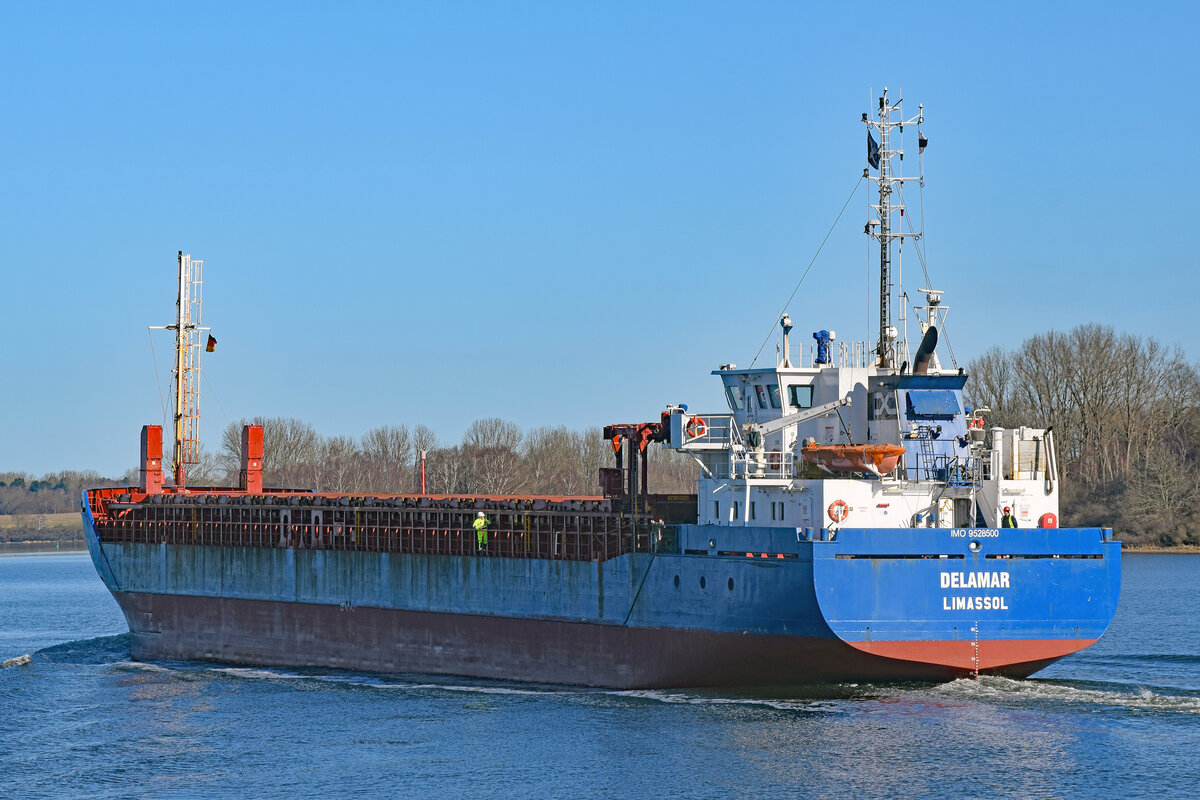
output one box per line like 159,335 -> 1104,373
85,488 -> 673,563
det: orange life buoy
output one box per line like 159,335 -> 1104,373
828,499 -> 849,522
969,417 -> 984,430
768,451 -> 782,469
686,417 -> 707,438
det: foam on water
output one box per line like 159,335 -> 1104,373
362,680 -> 555,696
210,666 -> 304,681
195,664 -> 569,697
932,675 -> 1200,714
198,666 -> 851,706
110,660 -> 175,673
607,689 -> 835,712
2,654 -> 32,668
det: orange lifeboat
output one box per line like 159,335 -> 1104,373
801,443 -> 907,476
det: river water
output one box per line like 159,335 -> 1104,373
1,552 -> 1197,799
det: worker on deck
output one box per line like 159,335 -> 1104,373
473,512 -> 491,551
1001,506 -> 1018,528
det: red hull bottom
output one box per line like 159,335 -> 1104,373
846,638 -> 1097,673
111,591 -> 1071,689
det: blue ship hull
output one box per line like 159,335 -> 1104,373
83,500 -> 1120,687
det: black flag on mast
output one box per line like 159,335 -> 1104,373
867,131 -> 881,170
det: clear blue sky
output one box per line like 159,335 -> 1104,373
2,2 -> 1196,476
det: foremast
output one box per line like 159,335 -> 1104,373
864,88 -> 924,370
152,252 -> 207,488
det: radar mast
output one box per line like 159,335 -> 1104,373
864,88 -> 923,369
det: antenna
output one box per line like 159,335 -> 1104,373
864,87 -> 924,369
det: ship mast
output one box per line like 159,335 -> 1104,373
162,251 -> 206,488
864,88 -> 923,369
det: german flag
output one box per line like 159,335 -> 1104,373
206,335 -> 217,353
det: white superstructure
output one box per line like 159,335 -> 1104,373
664,91 -> 1060,533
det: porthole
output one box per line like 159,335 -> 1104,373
673,574 -> 680,588
728,577 -> 734,591
700,576 -> 706,589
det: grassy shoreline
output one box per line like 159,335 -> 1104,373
0,541 -> 87,555
1121,545 -> 1200,553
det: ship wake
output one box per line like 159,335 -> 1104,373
931,674 -> 1200,715
34,634 -> 131,665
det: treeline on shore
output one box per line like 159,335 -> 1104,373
0,472 -> 126,542
0,419 -> 696,526
203,417 -> 697,498
4,323 -> 1196,547
0,472 -> 130,516
966,323 -> 1200,547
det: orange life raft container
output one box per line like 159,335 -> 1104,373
801,443 -> 907,476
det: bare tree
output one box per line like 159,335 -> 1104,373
361,424 -> 412,492
967,324 -> 1200,543
461,419 -> 524,494
426,445 -> 469,494
1126,439 -> 1200,520
312,435 -> 366,492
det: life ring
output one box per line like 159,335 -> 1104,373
768,451 -> 782,469
828,499 -> 849,522
686,417 -> 707,438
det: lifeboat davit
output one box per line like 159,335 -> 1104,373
801,443 -> 907,476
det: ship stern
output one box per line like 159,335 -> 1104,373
813,527 -> 1120,678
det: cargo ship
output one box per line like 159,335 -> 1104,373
83,91 -> 1120,688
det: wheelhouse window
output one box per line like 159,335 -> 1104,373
789,384 -> 814,408
755,385 -> 768,409
768,384 -> 782,409
726,386 -> 746,411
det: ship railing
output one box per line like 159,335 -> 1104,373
86,490 -> 672,563
731,450 -> 794,480
905,453 -> 983,488
679,414 -> 739,450
680,418 -> 793,479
